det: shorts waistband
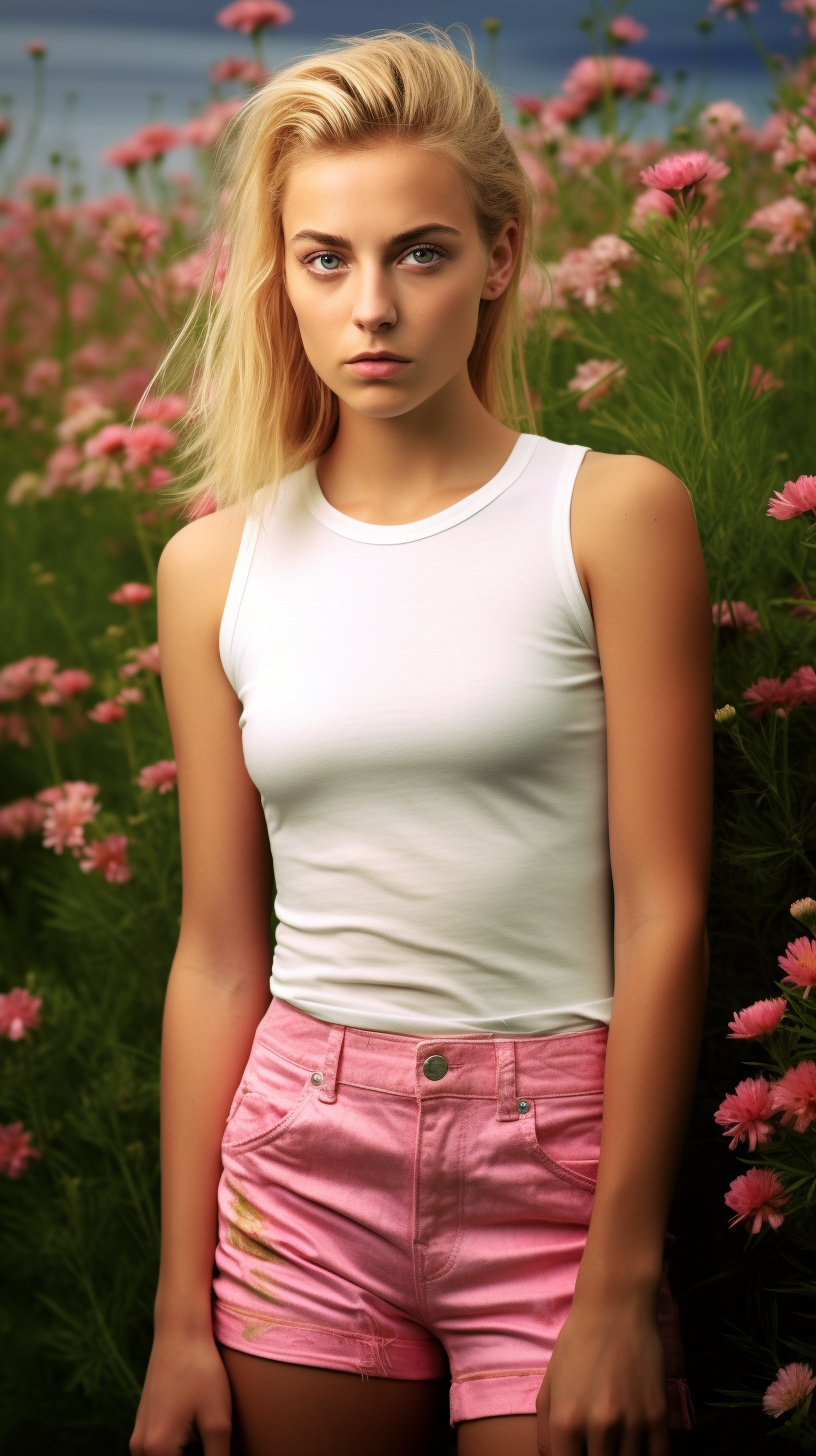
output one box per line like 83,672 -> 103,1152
259,997 -> 607,1118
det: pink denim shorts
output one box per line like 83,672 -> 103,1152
213,997 -> 694,1428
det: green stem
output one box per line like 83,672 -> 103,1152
5,53 -> 46,190
33,705 -> 62,784
682,211 -> 710,442
123,258 -> 170,335
128,490 -> 157,583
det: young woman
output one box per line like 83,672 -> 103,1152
130,31 -> 711,1456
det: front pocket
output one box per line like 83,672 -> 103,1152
520,1089 -> 604,1191
222,1042 -> 313,1153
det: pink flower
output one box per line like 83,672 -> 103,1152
120,643 -> 161,678
778,936 -> 816,996
750,364 -> 784,401
568,359 -> 626,410
137,759 -> 178,794
216,0 -> 293,32
701,99 -> 748,139
748,197 -> 812,255
550,234 -> 635,312
562,55 -> 656,108
0,987 -> 41,1041
709,0 -> 759,14
0,656 -> 57,702
742,677 -> 801,720
783,0 -> 816,41
125,422 -> 176,468
131,122 -> 182,160
0,1122 -> 40,1179
104,137 -> 152,171
0,798 -> 45,839
715,1076 -> 777,1150
728,998 -> 787,1039
179,100 -> 243,150
708,336 -> 732,356
632,188 -> 677,223
147,466 -> 174,491
115,687 -> 143,706
608,16 -> 648,42
84,423 -> 130,459
724,1167 -> 788,1233
211,55 -> 267,85
36,781 -> 100,854
791,897 -> 816,932
25,39 -> 47,57
0,714 -> 31,748
767,474 -> 816,520
87,699 -> 126,724
0,393 -> 21,428
109,582 -> 153,608
640,150 -> 730,194
98,212 -> 166,263
50,668 -> 93,697
22,358 -> 60,397
513,94 -> 543,120
771,1061 -> 816,1132
712,600 -> 762,633
763,1363 -> 816,1418
136,394 -> 187,423
79,834 -> 131,884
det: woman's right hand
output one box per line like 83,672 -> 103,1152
130,1329 -> 232,1456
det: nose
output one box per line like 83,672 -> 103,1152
351,262 -> 397,334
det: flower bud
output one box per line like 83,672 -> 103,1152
714,704 -> 736,724
791,898 -> 816,935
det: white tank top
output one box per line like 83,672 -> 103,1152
220,434 -> 613,1036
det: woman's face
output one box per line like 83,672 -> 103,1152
282,141 -> 518,420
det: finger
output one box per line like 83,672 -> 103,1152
543,1413 -> 588,1456
199,1414 -> 232,1456
586,1416 -> 622,1456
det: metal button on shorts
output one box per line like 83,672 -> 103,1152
422,1054 -> 448,1081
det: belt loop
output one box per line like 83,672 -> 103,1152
495,1040 -> 518,1121
318,1024 -> 345,1103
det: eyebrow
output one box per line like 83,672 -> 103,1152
290,224 -> 461,248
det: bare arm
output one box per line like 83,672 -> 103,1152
131,510 -> 273,1456
538,454 -> 712,1456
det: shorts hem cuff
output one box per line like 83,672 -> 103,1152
213,1301 -> 448,1382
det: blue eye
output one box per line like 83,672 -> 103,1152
314,252 -> 341,270
408,247 -> 440,265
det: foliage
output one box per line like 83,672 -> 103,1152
1,3 -> 816,1450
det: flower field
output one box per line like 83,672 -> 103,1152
2,1 -> 816,1449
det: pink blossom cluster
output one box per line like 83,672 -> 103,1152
742,664 -> 816,719
104,122 -> 183,170
763,1363 -> 816,1418
701,99 -> 749,143
0,713 -> 31,747
79,834 -> 131,884
767,474 -> 816,519
712,599 -> 763,633
0,1122 -> 40,1179
778,936 -> 816,996
640,149 -> 729,196
0,797 -> 45,839
137,760 -> 178,794
215,0 -> 293,33
773,120 -> 816,189
561,55 -> 657,113
180,100 -> 244,150
119,643 -> 161,679
607,16 -> 648,44
724,1167 -> 788,1233
0,987 -> 41,1041
567,359 -> 627,410
750,364 -> 784,401
36,780 -> 100,854
748,197 -> 813,255
98,211 -> 167,264
0,656 -> 93,709
211,55 -> 268,86
716,1061 -> 816,1148
109,582 -> 153,607
83,420 -> 176,481
549,233 -> 635,311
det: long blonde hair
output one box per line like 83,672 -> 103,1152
163,28 -> 535,514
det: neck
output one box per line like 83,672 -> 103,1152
316,368 -> 520,527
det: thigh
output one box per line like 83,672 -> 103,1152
457,1416 -> 539,1456
220,1347 -> 452,1456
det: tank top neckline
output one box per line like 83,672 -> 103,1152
301,433 -> 539,545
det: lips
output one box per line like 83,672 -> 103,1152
345,354 -> 410,379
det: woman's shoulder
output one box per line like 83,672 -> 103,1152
158,504 -> 249,632
574,450 -> 690,514
571,450 -> 700,601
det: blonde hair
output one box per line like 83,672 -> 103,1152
163,28 -> 535,514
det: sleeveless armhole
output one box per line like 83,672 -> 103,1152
551,443 -> 597,654
219,512 -> 262,692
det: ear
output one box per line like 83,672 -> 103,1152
481,219 -> 520,301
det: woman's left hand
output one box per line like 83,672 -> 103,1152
536,1293 -> 670,1456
